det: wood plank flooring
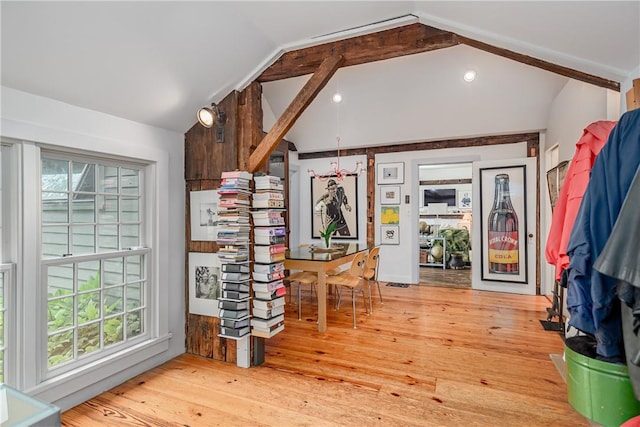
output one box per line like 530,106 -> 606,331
62,283 -> 586,426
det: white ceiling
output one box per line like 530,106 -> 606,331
2,1 -> 639,151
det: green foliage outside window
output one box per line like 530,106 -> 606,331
47,274 -> 143,368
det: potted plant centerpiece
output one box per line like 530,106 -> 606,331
320,220 -> 338,249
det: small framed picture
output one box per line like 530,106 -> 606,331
380,225 -> 400,245
457,190 -> 472,209
188,252 -> 222,317
190,190 -> 220,241
381,206 -> 400,224
377,162 -> 404,185
380,185 -> 401,205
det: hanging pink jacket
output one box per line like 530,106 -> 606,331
545,120 -> 617,281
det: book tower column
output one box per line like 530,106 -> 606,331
216,170 -> 253,368
250,174 -> 287,365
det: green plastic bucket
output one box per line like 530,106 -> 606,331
565,343 -> 640,426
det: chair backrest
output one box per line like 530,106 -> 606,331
348,252 -> 367,278
364,247 -> 380,280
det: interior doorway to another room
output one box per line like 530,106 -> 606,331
418,163 -> 473,288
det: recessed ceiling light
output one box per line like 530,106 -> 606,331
463,70 -> 476,82
332,92 -> 343,103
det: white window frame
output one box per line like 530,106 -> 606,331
15,142 -> 169,397
1,141 -> 18,386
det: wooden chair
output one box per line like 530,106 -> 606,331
283,244 -> 318,320
363,246 -> 382,313
325,251 -> 368,329
283,271 -> 317,320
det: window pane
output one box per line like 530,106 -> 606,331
42,225 -> 69,258
104,315 -> 123,346
48,330 -> 74,367
104,286 -> 124,315
72,196 -> 95,223
77,291 -> 101,324
48,296 -> 74,332
97,195 -> 118,223
127,311 -> 143,338
104,258 -> 124,286
126,255 -> 143,282
126,282 -> 143,310
72,162 -> 95,193
42,158 -> 69,191
48,264 -> 74,297
78,261 -> 100,291
77,323 -> 100,356
42,192 -> 69,223
98,225 -> 118,252
120,197 -> 139,222
72,225 -> 95,255
121,168 -> 139,195
98,166 -> 119,194
121,224 -> 140,249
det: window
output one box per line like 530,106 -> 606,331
41,154 -> 149,373
0,143 -> 14,383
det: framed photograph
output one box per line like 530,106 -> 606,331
546,160 -> 569,212
457,190 -> 472,209
380,225 -> 400,245
380,185 -> 401,204
377,162 -> 404,185
381,206 -> 400,224
190,190 -> 220,241
188,252 -> 222,317
479,165 -> 528,284
311,175 -> 358,240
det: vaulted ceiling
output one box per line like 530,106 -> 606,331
2,2 -> 638,153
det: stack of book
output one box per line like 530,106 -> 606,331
251,175 -> 287,339
217,170 -> 253,339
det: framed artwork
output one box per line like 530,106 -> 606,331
381,206 -> 400,224
190,190 -> 220,241
546,160 -> 569,212
311,174 -> 358,240
188,252 -> 222,317
457,190 -> 472,209
380,225 -> 400,245
377,162 -> 404,185
380,185 -> 401,204
479,165 -> 528,284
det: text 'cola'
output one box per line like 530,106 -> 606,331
488,174 -> 519,274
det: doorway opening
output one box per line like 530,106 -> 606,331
418,163 -> 473,288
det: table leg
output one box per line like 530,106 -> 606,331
317,271 -> 327,333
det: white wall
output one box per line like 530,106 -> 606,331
544,80 -> 617,162
0,86 -> 185,409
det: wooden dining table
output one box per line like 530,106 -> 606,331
284,243 -> 370,333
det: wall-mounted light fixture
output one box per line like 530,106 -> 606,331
197,103 -> 227,142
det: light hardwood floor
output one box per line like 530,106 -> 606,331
62,283 -> 586,426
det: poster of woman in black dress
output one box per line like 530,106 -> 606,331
312,176 -> 358,239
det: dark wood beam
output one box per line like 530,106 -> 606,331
298,132 -> 539,160
238,82 -> 263,171
455,35 -> 620,92
249,55 -> 344,172
420,179 -> 472,186
258,23 -> 457,82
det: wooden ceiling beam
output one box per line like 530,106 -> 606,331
455,35 -> 620,92
248,54 -> 344,172
258,23 -> 457,82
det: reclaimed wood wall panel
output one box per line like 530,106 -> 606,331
185,92 -> 239,180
